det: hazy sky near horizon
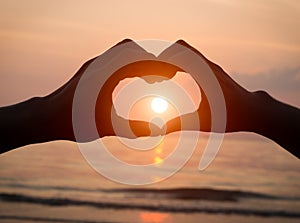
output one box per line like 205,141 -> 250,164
0,0 -> 299,107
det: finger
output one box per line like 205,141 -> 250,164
164,89 -> 212,134
156,39 -> 193,61
159,39 -> 207,62
170,40 -> 234,83
100,118 -> 161,139
96,104 -> 162,138
132,60 -> 180,84
129,120 -> 162,138
137,41 -> 186,84
164,111 -> 198,134
136,39 -> 198,83
165,111 -> 210,134
158,39 -> 224,75
113,39 -> 153,55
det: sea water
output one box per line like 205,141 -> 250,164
0,132 -> 299,223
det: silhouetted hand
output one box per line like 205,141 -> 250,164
154,40 -> 253,133
0,39 -> 179,152
154,40 -> 300,158
1,39 -> 299,158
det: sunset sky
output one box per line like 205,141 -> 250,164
0,0 -> 299,108
1,3 -> 300,222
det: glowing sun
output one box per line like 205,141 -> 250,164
151,97 -> 168,114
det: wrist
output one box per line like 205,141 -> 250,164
248,91 -> 300,157
225,90 -> 257,133
45,93 -> 75,142
247,90 -> 274,135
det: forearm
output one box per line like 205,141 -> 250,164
0,97 -> 74,153
249,91 -> 300,158
165,90 -> 300,158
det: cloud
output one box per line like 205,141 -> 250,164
231,66 -> 300,107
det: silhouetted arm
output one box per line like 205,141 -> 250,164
0,40 -> 152,153
0,97 -> 58,153
250,91 -> 300,158
0,39 -> 178,153
160,40 -> 300,158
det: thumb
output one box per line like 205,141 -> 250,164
129,119 -> 162,138
165,111 -> 201,134
109,110 -> 162,138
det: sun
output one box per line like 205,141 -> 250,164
151,97 -> 168,114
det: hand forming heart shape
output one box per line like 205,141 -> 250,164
1,39 -> 299,160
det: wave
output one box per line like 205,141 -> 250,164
0,192 -> 299,218
1,182 -> 298,202
106,188 -> 280,202
0,215 -> 117,223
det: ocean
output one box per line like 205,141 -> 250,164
0,132 -> 299,223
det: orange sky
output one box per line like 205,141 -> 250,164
0,0 -> 299,107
